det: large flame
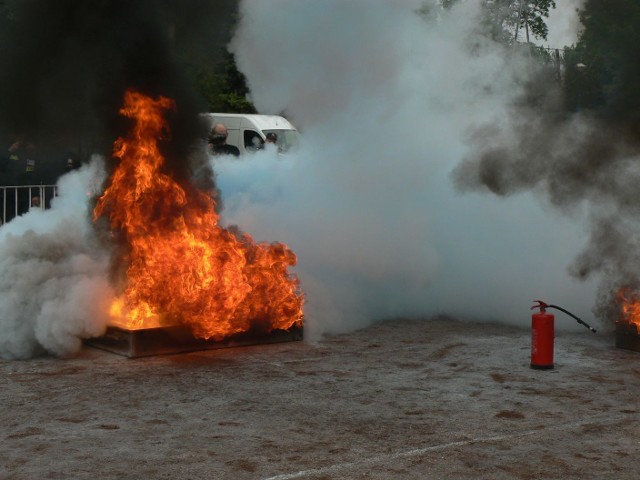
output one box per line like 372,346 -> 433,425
616,287 -> 640,328
94,90 -> 304,339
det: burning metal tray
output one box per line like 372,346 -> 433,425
615,321 -> 640,353
86,324 -> 303,358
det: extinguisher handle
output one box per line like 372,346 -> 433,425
531,300 -> 549,311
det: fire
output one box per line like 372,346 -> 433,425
616,287 -> 640,328
93,90 -> 304,339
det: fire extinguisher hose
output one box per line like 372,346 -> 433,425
532,300 -> 597,333
548,304 -> 597,333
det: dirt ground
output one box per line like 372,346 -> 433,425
1,317 -> 639,479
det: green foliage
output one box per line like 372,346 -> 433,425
518,0 -> 556,41
189,50 -> 256,113
480,0 -> 555,44
170,4 -> 256,114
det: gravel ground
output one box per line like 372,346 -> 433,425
1,317 -> 639,479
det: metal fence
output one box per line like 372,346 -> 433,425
1,185 -> 58,225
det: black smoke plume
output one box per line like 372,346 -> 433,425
0,0 -> 236,185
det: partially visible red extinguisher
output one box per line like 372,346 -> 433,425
530,300 -> 597,370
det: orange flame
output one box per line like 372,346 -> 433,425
616,287 -> 640,328
94,90 -> 304,339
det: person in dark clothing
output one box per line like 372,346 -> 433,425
64,153 -> 81,174
208,123 -> 240,157
2,135 -> 40,220
265,132 -> 277,144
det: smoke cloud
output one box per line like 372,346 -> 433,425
0,159 -> 114,359
1,0 -> 615,357
544,0 -> 585,47
454,0 -> 640,325
219,0 -> 598,340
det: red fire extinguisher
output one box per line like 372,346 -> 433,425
530,300 -> 597,370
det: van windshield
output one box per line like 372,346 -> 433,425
262,129 -> 300,153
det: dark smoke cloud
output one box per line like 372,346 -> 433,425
0,0 -> 236,184
453,86 -> 636,209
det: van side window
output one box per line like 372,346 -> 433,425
244,130 -> 263,152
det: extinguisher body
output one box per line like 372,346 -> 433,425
531,311 -> 554,369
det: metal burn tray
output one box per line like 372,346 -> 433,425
86,324 -> 303,358
615,321 -> 640,353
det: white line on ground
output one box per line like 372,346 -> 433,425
261,414 -> 627,480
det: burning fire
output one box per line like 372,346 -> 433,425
93,90 -> 304,339
616,287 -> 640,328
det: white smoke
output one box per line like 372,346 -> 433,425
0,158 -> 114,359
215,0 -> 597,339
544,0 -> 585,47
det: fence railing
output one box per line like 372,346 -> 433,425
1,185 -> 58,225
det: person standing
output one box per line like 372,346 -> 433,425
265,132 -> 277,144
207,123 -> 240,157
3,134 -> 40,219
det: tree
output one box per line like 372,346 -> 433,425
479,0 -> 555,44
189,50 -> 256,114
563,0 -> 640,128
514,0 -> 556,42
167,2 -> 256,113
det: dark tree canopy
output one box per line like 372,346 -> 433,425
563,0 -> 640,131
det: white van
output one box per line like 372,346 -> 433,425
201,113 -> 300,155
